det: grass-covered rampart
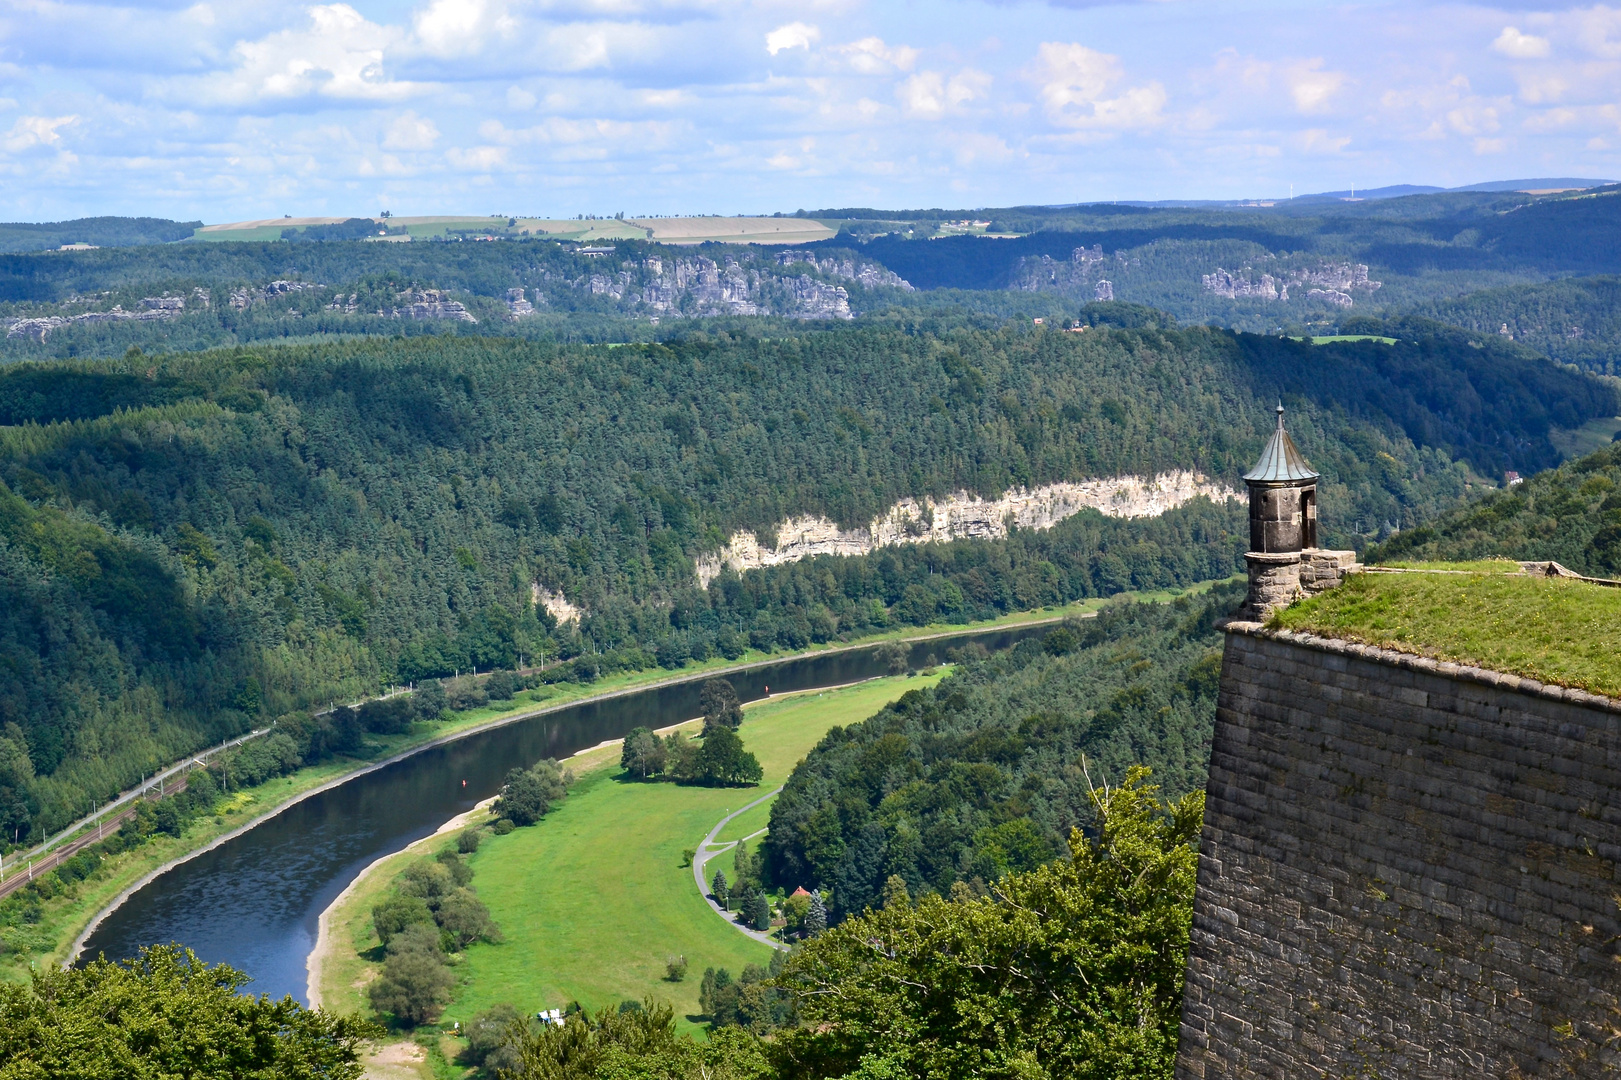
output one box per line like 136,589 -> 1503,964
1273,563 -> 1621,697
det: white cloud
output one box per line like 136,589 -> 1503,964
383,110 -> 439,150
1286,60 -> 1344,113
1029,42 -> 1164,129
506,86 -> 537,110
1493,27 -> 1550,59
414,0 -> 516,58
897,69 -> 991,118
446,144 -> 508,171
1295,127 -> 1350,154
190,5 -> 420,106
839,37 -> 918,74
4,114 -> 77,152
766,22 -> 819,56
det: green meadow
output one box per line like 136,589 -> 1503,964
441,672 -> 947,1036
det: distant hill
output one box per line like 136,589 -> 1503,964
1369,441 -> 1621,576
0,217 -> 200,253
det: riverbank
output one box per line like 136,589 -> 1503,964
313,672 -> 945,1079
16,579 -> 1228,984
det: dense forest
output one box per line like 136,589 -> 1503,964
1367,440 -> 1621,574
1400,276 -> 1621,374
0,217 -> 199,254
0,318 -> 1610,842
762,585 -> 1237,919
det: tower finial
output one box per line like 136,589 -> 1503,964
1276,401 -> 1285,430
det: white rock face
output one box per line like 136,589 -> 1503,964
695,471 -> 1238,587
532,584 -> 582,625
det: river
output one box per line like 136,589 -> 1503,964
77,626 -> 1047,1003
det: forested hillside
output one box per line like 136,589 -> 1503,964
9,187 -> 1621,357
763,585 -> 1237,918
0,242 -> 910,360
1368,441 -> 1621,574
0,320 -> 1611,842
1401,276 -> 1621,374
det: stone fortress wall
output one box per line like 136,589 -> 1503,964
1175,623 -> 1621,1079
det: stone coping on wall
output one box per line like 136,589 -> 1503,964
1218,617 -> 1621,716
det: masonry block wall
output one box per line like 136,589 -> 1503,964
1175,626 -> 1621,1079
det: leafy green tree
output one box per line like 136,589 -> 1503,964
368,923 -> 454,1026
435,887 -> 501,949
880,875 -> 910,910
372,894 -> 435,946
0,944 -> 377,1078
413,679 -> 448,721
496,760 -> 570,825
462,1002 -> 525,1074
457,828 -> 481,854
485,670 -> 518,700
620,727 -> 667,779
699,678 -> 744,732
501,996 -> 772,1079
691,726 -> 763,787
711,869 -> 730,909
774,766 -> 1202,1079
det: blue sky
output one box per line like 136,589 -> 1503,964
1,0 -> 1619,220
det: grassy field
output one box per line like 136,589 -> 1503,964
321,672 -> 946,1047
1275,564 -> 1621,696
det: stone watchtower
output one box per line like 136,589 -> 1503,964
1238,404 -> 1357,620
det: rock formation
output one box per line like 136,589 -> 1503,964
695,472 -> 1237,587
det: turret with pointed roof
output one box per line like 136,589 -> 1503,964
1245,403 -> 1318,554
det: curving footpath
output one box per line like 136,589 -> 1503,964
691,788 -> 788,951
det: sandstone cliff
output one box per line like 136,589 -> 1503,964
695,472 -> 1236,587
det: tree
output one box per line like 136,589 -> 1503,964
881,875 -> 911,910
457,828 -> 481,854
413,680 -> 448,721
0,944 -> 377,1079
496,760 -> 570,825
743,890 -> 772,932
485,670 -> 518,700
372,894 -> 435,946
712,869 -> 730,910
664,732 -> 700,781
774,767 -> 1202,1079
691,726 -> 763,787
621,727 -> 667,779
435,887 -> 501,949
699,678 -> 743,732
803,892 -> 828,938
368,924 -> 454,1026
462,1002 -> 525,1073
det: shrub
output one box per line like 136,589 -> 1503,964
665,956 -> 688,982
372,895 -> 435,946
358,696 -> 415,735
435,888 -> 500,949
444,677 -> 488,711
368,948 -> 453,1026
495,760 -> 570,826
398,860 -> 456,905
457,829 -> 481,854
485,670 -> 517,701
492,818 -> 514,835
413,680 -> 448,721
462,1003 -> 525,1072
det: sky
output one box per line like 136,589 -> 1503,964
1,0 -> 1621,221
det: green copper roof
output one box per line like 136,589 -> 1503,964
1244,404 -> 1319,483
